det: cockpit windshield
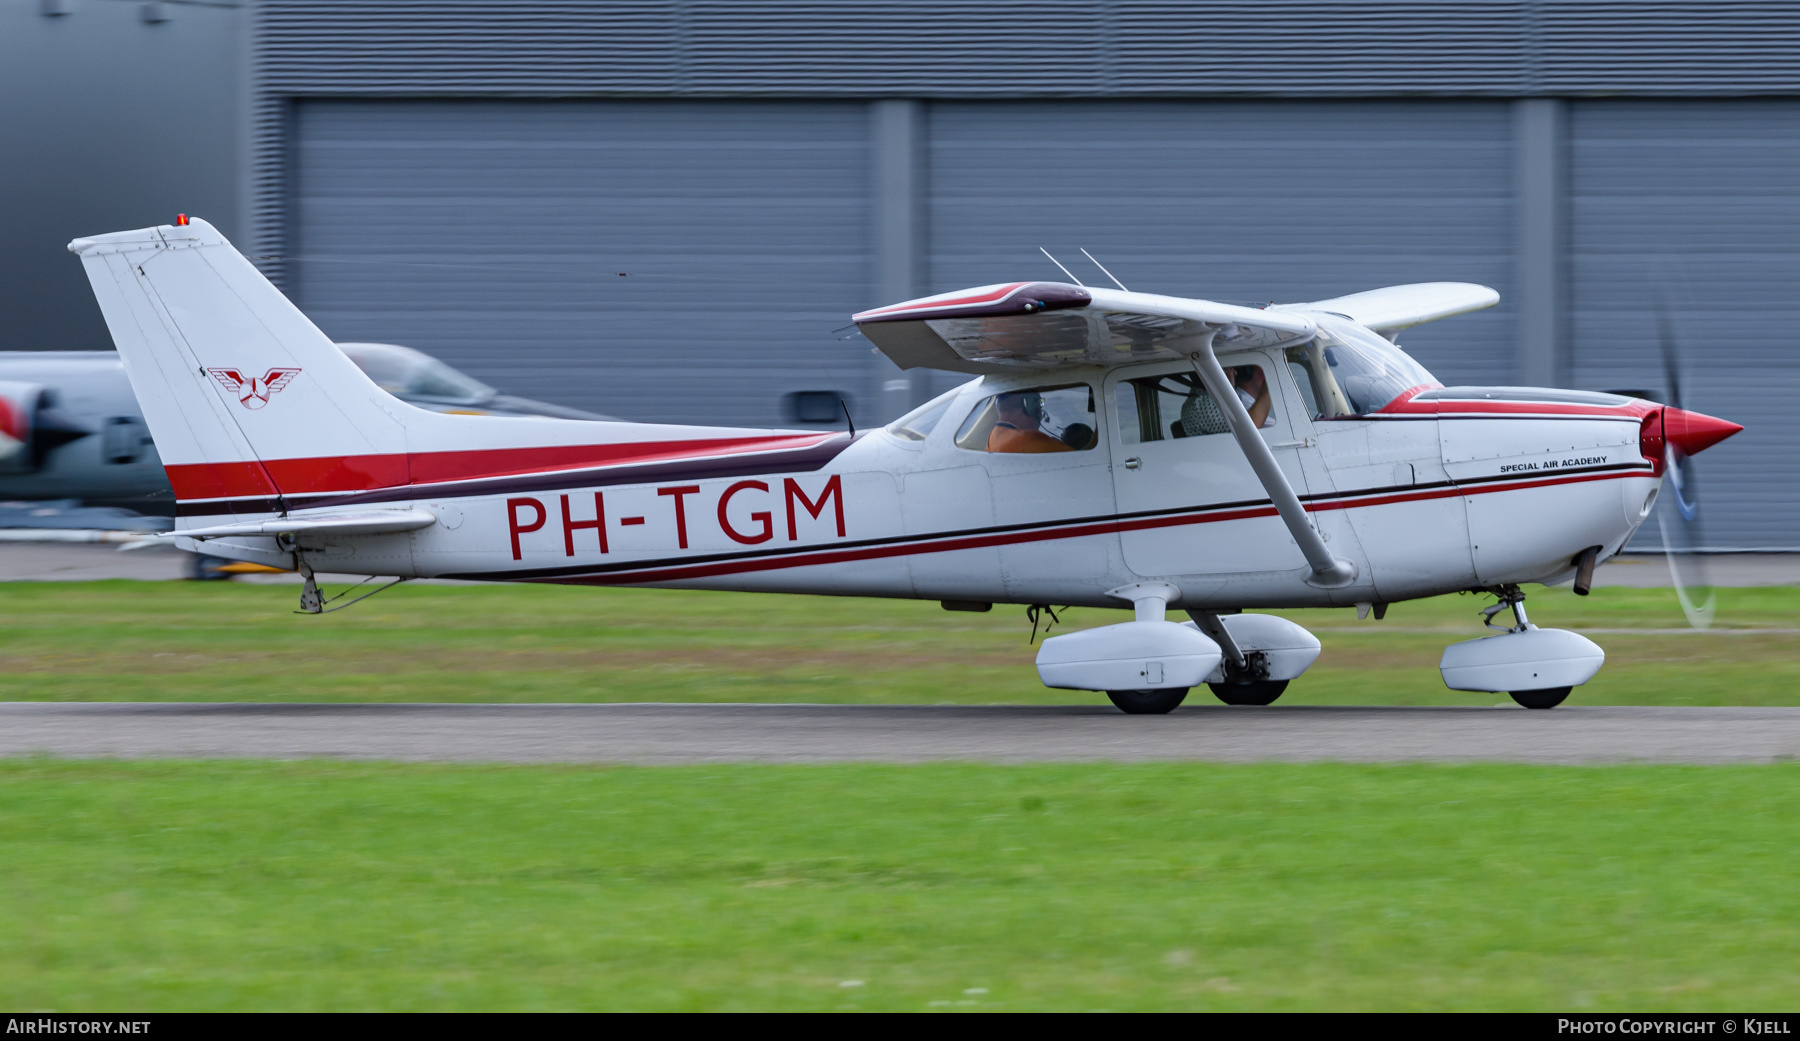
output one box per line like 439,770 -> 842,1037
1285,317 -> 1439,419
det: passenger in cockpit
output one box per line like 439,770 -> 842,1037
987,391 -> 1075,453
1234,365 -> 1274,429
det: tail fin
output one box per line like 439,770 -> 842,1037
69,218 -> 406,510
71,218 -> 843,522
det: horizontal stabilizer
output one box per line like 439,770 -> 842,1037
1276,282 -> 1499,333
167,508 -> 437,542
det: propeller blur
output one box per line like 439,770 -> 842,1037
1648,301 -> 1742,629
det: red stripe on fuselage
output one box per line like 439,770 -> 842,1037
164,433 -> 838,501
161,460 -> 280,500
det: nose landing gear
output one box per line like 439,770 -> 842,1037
1439,585 -> 1604,709
1479,585 -> 1532,633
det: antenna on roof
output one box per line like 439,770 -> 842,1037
1079,248 -> 1129,292
1039,247 -> 1086,287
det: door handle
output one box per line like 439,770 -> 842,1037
1123,457 -> 1142,470
1270,438 -> 1316,450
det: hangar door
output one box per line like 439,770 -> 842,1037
927,102 -> 1516,391
292,101 -> 872,428
1572,101 -> 1800,550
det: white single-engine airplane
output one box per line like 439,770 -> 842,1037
70,217 -> 1742,712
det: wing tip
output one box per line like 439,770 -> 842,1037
854,282 -> 1090,324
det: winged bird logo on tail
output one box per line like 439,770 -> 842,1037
207,367 -> 302,410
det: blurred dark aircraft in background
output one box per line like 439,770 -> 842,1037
0,342 -> 613,515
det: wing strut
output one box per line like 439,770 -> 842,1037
1185,332 -> 1356,588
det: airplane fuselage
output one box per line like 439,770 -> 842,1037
187,351 -> 1662,612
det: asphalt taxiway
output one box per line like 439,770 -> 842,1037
2,703 -> 1795,765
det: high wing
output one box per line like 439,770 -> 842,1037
854,282 -> 1317,374
1272,282 -> 1499,333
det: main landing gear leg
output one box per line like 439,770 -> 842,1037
1191,611 -> 1288,705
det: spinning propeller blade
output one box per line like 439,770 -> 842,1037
1652,300 -> 1735,630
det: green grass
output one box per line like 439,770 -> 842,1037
1,580 -> 1797,705
1,758 -> 1796,1011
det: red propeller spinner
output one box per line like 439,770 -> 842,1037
1663,407 -> 1742,456
1642,406 -> 1742,465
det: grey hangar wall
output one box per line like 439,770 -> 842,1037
271,92 -> 1800,548
149,4 -> 1800,547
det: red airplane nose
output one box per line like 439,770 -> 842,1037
1662,407 -> 1742,457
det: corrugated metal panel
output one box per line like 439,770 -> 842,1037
292,101 -> 873,427
928,101 -> 1516,388
1571,100 -> 1800,548
1539,3 -> 1800,95
253,2 -> 1800,98
249,2 -> 1800,275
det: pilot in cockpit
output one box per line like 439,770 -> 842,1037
987,391 -> 1076,453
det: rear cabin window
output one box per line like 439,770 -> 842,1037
954,384 -> 1098,453
1115,363 -> 1274,444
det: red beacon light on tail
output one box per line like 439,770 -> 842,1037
175,214 -> 189,226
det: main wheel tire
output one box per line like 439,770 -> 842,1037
1106,688 -> 1189,714
1208,679 -> 1289,706
1510,686 -> 1572,710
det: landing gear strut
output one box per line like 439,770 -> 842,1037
1189,610 -> 1290,705
1480,584 -> 1532,633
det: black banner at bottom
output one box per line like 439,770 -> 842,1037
0,1011 -> 1795,1026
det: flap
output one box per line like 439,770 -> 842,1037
172,508 -> 438,541
855,282 -> 1316,374
1274,282 -> 1499,332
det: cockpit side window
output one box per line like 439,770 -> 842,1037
1285,318 -> 1439,419
954,383 -> 1098,453
1115,362 -> 1275,445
